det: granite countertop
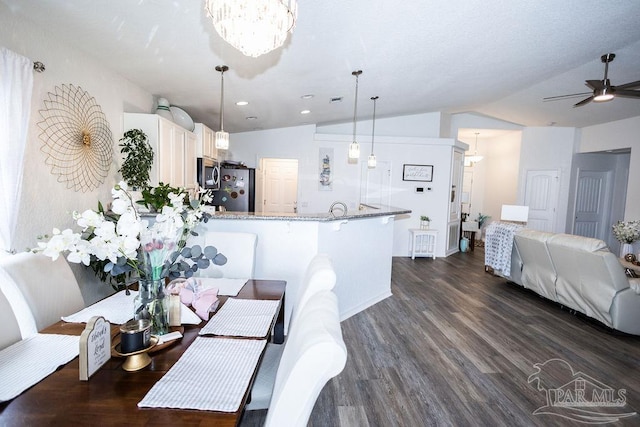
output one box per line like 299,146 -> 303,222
206,205 -> 411,222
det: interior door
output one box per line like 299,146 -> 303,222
524,169 -> 559,232
572,169 -> 613,239
262,158 -> 298,213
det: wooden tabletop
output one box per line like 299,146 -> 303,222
0,279 -> 285,427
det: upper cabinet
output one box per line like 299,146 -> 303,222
123,113 -> 198,190
193,123 -> 218,160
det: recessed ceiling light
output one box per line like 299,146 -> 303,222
246,116 -> 258,120
301,94 -> 314,100
236,101 -> 249,106
330,97 -> 343,104
300,109 -> 311,115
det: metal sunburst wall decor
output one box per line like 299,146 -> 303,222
38,84 -> 113,192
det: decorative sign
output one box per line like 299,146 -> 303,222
79,316 -> 111,381
402,164 -> 433,182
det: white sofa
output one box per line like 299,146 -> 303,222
500,229 -> 640,335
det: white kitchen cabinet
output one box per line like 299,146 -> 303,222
123,113 -> 197,190
193,123 -> 218,160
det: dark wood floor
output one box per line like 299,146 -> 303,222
241,249 -> 640,426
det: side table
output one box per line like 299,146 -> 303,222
409,228 -> 437,260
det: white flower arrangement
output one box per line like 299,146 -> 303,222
611,220 -> 640,244
34,182 -> 225,288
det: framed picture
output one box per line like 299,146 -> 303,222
403,164 -> 433,182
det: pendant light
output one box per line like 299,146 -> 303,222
348,70 -> 362,160
464,132 -> 483,166
368,96 -> 379,168
215,65 -> 230,150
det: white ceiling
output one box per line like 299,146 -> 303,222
4,0 -> 640,134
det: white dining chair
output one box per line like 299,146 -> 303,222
0,287 -> 22,350
245,290 -> 347,427
0,252 -> 85,333
290,253 -> 337,324
200,231 -> 258,279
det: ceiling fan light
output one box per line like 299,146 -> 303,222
594,91 -> 614,102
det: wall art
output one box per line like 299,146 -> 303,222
319,147 -> 333,191
38,84 -> 113,192
402,164 -> 433,182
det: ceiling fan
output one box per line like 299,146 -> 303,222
543,53 -> 640,107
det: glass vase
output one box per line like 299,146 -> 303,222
621,243 -> 634,258
134,278 -> 169,336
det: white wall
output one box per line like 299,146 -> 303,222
517,127 -> 578,233
2,7 -> 153,304
483,131 -> 522,226
579,116 -> 640,219
317,112 -> 443,138
230,123 -> 458,257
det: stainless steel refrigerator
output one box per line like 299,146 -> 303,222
211,167 -> 256,212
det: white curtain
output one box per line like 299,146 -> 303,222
0,47 -> 33,255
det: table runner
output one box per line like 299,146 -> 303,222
138,337 -> 266,412
199,298 -> 280,338
0,334 -> 80,402
62,290 -> 202,325
197,278 -> 248,296
61,289 -> 137,324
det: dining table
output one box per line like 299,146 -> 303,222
0,279 -> 286,426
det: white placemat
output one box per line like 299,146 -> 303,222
198,278 -> 248,296
0,334 -> 80,402
62,290 -> 137,324
199,299 -> 280,338
138,337 -> 266,412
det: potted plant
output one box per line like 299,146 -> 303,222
137,182 -> 188,213
118,129 -> 154,190
420,215 -> 431,229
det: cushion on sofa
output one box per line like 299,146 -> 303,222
547,234 -> 628,327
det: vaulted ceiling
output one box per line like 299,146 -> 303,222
4,0 -> 640,133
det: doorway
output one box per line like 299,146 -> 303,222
523,169 -> 560,232
261,158 -> 298,213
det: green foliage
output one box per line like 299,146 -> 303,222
136,182 -> 188,212
118,129 -> 153,190
476,213 -> 491,228
420,215 -> 431,222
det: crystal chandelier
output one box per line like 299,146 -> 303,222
204,0 -> 298,58
215,65 -> 229,150
349,70 -> 362,160
368,96 -> 379,168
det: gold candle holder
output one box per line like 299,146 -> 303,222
113,336 -> 158,371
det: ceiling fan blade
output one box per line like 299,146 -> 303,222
585,80 -> 604,90
543,92 -> 592,102
616,80 -> 640,90
573,96 -> 594,107
614,89 -> 640,98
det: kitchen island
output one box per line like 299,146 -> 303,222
191,205 -> 411,327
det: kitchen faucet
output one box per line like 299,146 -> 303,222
329,201 -> 348,216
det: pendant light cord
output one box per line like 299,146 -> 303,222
371,96 -> 378,154
216,65 -> 229,132
352,70 -> 362,141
